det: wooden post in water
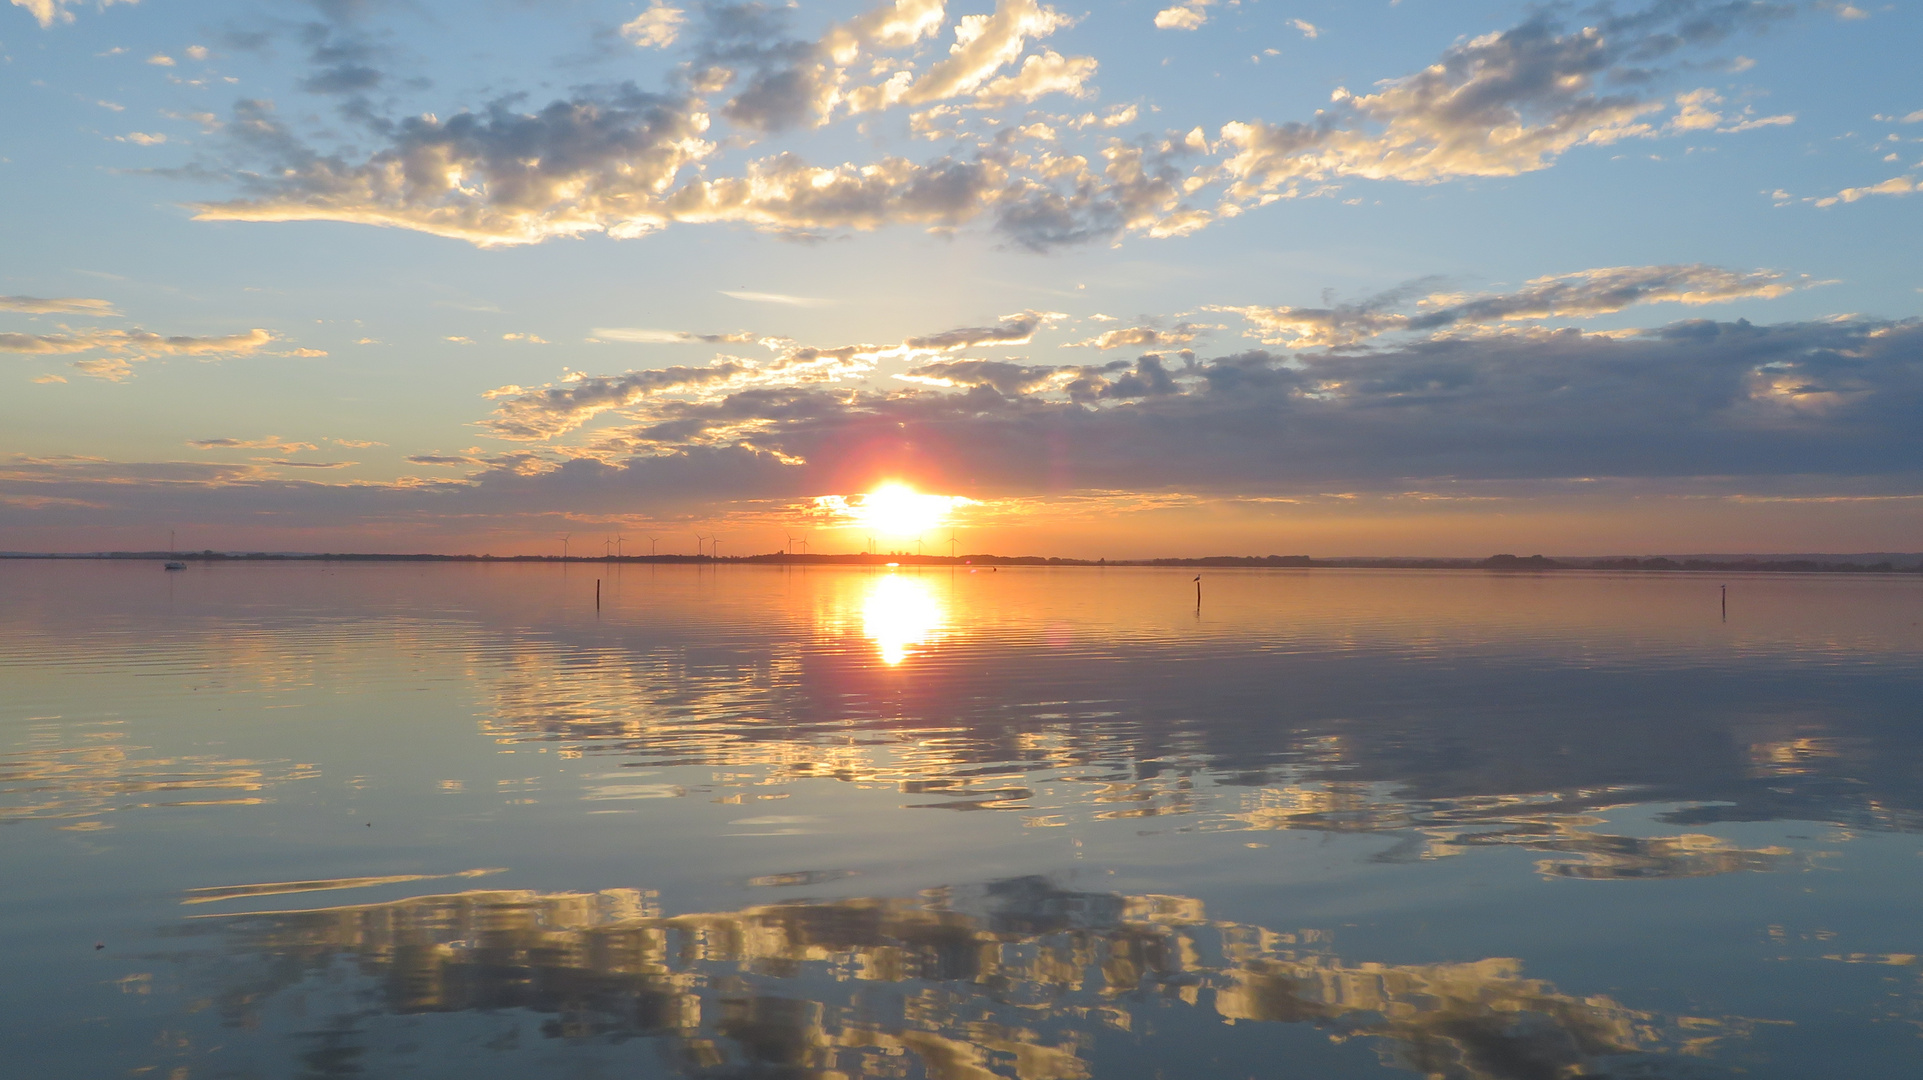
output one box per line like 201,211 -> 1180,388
596,579 -> 601,611
1721,584 -> 1726,622
1194,574 -> 1201,609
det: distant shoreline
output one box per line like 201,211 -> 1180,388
3,551 -> 1919,574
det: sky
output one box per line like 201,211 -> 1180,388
1,0 -> 1919,557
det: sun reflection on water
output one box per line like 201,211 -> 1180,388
861,573 -> 944,665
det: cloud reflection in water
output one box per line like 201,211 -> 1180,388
170,877 -> 1756,1080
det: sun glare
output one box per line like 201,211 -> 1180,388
816,482 -> 972,538
861,574 -> 944,665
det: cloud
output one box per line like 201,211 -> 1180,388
0,327 -> 275,381
1217,2 -> 1793,201
470,314 -> 1923,508
1070,323 -> 1210,350
701,0 -> 959,132
296,20 -> 387,95
175,0 -> 1796,252
481,311 -> 1050,440
1665,89 -> 1793,133
115,132 -> 168,146
9,314 -> 1920,542
898,310 -> 1051,353
1717,113 -> 1794,133
593,328 -> 758,344
0,295 -> 119,316
823,0 -> 947,58
191,436 -> 318,452
183,1 -> 1093,248
191,91 -> 716,246
721,290 -> 833,306
705,0 -> 1086,130
1814,175 -> 1917,208
621,2 -> 686,49
481,355 -> 855,442
502,333 -> 549,344
893,0 -> 1074,106
892,358 -> 1066,394
1211,265 -> 1808,348
164,109 -> 223,132
896,353 -> 1178,402
8,0 -> 120,28
660,151 -> 1006,240
974,50 -> 1096,107
1290,19 -> 1319,39
1153,1 -> 1211,32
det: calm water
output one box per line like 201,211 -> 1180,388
3,561 -> 1920,1079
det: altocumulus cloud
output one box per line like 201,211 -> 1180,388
175,0 -> 1796,251
1214,2 -> 1793,202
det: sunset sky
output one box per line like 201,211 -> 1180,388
2,0 -> 1919,556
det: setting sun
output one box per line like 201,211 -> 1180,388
815,482 -> 973,538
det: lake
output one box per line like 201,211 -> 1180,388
3,560 -> 1920,1079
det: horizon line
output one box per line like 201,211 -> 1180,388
4,551 -> 1921,572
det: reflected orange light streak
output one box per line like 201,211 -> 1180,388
861,573 -> 944,665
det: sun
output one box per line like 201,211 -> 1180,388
815,482 -> 972,538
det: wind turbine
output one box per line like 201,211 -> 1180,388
694,532 -> 708,558
616,533 -> 625,559
948,533 -> 958,559
604,536 -> 613,559
711,535 -> 722,560
648,536 -> 658,557
560,533 -> 570,560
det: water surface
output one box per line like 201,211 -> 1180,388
3,561 -> 1920,1078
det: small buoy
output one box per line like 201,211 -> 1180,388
94,943 -> 104,950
